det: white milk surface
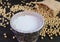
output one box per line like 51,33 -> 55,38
10,12 -> 44,33
13,15 -> 40,31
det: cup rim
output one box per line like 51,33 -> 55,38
10,11 -> 44,33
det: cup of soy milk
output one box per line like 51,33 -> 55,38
10,11 -> 44,42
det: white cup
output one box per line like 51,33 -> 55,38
10,11 -> 44,42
